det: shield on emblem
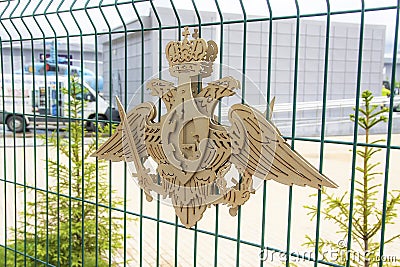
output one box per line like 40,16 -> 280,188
92,27 -> 338,229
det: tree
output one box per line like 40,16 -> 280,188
2,76 -> 127,266
304,90 -> 400,266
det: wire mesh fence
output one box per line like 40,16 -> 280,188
0,0 -> 399,266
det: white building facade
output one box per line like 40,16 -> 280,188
102,7 -> 388,136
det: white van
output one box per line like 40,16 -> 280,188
0,75 -> 119,132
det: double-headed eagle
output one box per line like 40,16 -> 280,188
93,27 -> 337,228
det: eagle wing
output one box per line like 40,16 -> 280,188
144,122 -> 168,165
92,102 -> 156,162
196,76 -> 240,117
147,78 -> 177,111
227,104 -> 337,189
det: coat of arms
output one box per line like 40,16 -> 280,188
93,27 -> 337,228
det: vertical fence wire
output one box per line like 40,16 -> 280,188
314,1 -> 331,266
114,2 -> 128,266
8,2 -> 27,266
286,0 -> 301,265
98,2 -> 114,266
7,5 -> 17,264
168,3 -> 181,267
346,2 -> 365,266
43,3 -> 61,265
214,1 -> 223,266
132,2 -> 146,265
59,1 -> 74,265
0,2 -> 16,266
31,2 -> 51,263
191,1 -> 201,265
379,1 -> 400,266
260,1 -> 273,266
148,2 -> 163,266
20,2 -> 38,266
83,1 -> 100,265
237,1 -> 247,266
69,2 -> 86,264
0,3 -> 8,265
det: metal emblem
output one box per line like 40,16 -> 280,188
92,27 -> 338,228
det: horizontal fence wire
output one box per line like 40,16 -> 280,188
0,0 -> 399,266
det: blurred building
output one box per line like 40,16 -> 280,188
0,41 -> 103,82
102,7 -> 387,136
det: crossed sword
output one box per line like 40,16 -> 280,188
115,97 -> 160,201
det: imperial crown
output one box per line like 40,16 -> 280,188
165,26 -> 218,66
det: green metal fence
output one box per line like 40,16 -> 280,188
0,0 -> 399,266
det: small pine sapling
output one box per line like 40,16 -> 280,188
304,90 -> 400,267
